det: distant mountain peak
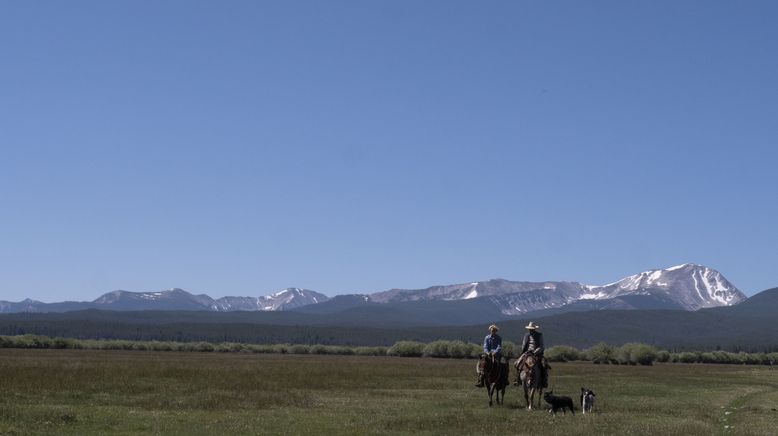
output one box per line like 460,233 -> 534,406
210,288 -> 329,312
587,264 -> 745,310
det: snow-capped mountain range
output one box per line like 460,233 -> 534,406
368,263 -> 745,315
0,264 -> 747,315
0,287 -> 329,313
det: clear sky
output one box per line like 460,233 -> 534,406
1,1 -> 776,302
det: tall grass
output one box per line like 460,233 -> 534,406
1,350 -> 777,435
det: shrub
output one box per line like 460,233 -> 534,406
387,341 -> 425,357
741,352 -> 762,365
585,342 -> 614,364
354,346 -> 387,356
629,343 -> 658,365
710,351 -> 733,364
194,342 -> 215,352
325,346 -> 354,355
247,344 -> 275,354
447,341 -> 470,359
214,343 -> 232,352
131,342 -> 149,351
289,344 -> 310,355
97,340 -> 124,350
422,340 -> 450,358
11,335 -> 52,349
149,341 -> 173,352
172,342 -> 188,352
615,343 -> 634,365
51,337 -> 77,349
309,344 -> 328,355
545,345 -> 581,362
676,352 -> 699,363
272,344 -> 290,354
699,352 -> 717,364
656,350 -> 671,363
612,343 -> 658,365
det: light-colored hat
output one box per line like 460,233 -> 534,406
488,324 -> 499,332
525,321 -> 539,330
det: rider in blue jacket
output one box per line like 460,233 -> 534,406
476,324 -> 502,387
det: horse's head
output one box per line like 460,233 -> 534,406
483,355 -> 496,371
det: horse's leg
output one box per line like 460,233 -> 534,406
528,388 -> 535,410
536,388 -> 543,410
523,385 -> 529,409
487,384 -> 493,407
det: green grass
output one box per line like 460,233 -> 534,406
1,350 -> 776,435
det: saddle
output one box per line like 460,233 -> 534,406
515,352 -> 550,387
515,352 -> 549,370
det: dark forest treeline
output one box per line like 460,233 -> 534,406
2,335 -> 777,366
1,313 -> 777,353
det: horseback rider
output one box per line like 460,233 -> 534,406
475,324 -> 502,387
518,321 -> 548,388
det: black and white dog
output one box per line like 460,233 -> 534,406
543,391 -> 575,415
580,387 -> 596,414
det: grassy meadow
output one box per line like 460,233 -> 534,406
0,349 -> 776,435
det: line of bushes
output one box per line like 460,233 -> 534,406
2,335 -> 776,366
545,342 -> 778,366
0,335 -> 385,356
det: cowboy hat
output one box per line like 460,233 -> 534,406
525,321 -> 539,330
488,324 -> 499,332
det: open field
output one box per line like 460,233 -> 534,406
1,350 -> 776,435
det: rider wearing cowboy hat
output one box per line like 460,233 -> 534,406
475,324 -> 502,387
521,321 -> 544,357
520,321 -> 548,388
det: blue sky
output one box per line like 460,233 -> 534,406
1,1 -> 776,301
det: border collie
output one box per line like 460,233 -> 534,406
580,388 -> 596,414
543,391 -> 575,415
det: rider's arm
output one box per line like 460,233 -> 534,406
534,334 -> 544,355
483,335 -> 489,354
494,336 -> 502,354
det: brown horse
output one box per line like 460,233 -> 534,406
515,354 -> 543,410
480,354 -> 509,406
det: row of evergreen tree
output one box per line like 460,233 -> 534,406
2,335 -> 776,366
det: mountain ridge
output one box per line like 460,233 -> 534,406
0,264 -> 747,316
